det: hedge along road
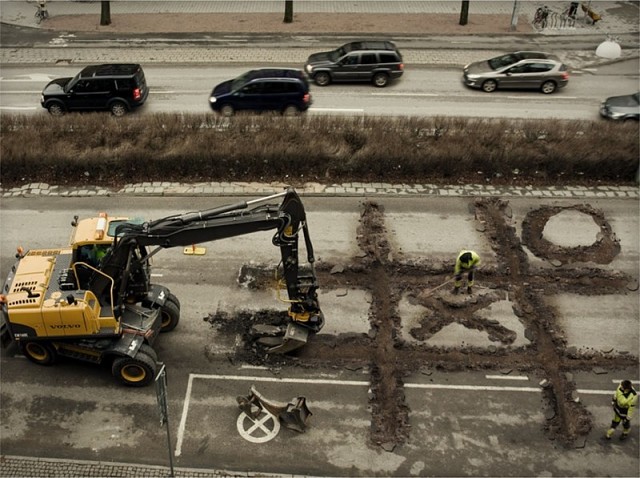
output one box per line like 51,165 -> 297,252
1,62 -> 639,119
0,194 -> 638,477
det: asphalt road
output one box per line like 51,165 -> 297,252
1,195 -> 638,476
2,61 -> 639,119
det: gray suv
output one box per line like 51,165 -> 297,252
304,41 -> 404,88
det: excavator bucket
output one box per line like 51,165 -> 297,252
279,397 -> 312,433
254,322 -> 309,354
237,385 -> 312,433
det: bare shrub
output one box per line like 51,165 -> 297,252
1,113 -> 637,187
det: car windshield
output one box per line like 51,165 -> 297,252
488,53 -> 519,70
231,72 -> 251,91
65,72 -> 82,93
329,46 -> 347,62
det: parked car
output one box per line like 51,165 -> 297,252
600,92 -> 640,121
304,41 -> 404,88
463,52 -> 569,94
209,68 -> 311,116
40,64 -> 148,116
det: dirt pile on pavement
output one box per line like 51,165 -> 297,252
206,197 -> 638,448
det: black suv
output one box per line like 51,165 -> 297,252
304,41 -> 404,88
209,68 -> 311,116
41,64 -> 149,116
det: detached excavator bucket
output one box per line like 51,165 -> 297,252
279,397 -> 312,433
237,385 -> 313,433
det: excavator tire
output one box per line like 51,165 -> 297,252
138,343 -> 158,363
159,298 -> 180,333
111,351 -> 157,387
20,341 -> 57,365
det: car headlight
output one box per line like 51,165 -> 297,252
209,97 -> 217,104
305,65 -> 313,74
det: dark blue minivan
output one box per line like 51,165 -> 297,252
209,68 -> 311,116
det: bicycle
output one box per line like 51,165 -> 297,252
34,1 -> 49,24
533,5 -> 550,29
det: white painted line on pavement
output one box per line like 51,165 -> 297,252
309,107 -> 364,112
190,373 -> 369,386
0,106 -> 37,110
371,93 -> 438,96
175,373 -> 369,456
485,374 -> 529,381
577,389 -> 616,395
406,383 -> 541,392
0,90 -> 41,93
174,372 -> 622,457
240,364 -> 270,370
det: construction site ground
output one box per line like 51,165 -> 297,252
0,194 -> 638,477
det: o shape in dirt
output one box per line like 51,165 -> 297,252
521,205 -> 620,265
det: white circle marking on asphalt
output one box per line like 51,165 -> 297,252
236,410 -> 280,443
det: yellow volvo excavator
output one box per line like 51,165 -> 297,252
0,188 -> 324,386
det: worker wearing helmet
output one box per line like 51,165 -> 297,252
606,380 -> 638,440
452,250 -> 480,295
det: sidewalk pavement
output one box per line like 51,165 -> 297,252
1,1 -> 639,68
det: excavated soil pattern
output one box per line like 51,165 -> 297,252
206,197 -> 638,448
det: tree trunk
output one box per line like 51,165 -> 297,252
459,0 -> 469,26
283,0 -> 293,23
100,1 -> 111,26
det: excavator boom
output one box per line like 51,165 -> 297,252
97,188 -> 324,351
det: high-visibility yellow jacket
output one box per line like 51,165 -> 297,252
454,250 -> 481,274
612,384 -> 638,419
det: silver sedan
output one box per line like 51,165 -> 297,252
463,52 -> 569,94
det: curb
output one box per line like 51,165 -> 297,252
2,182 -> 638,200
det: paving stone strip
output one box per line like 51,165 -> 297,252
1,182 -> 637,199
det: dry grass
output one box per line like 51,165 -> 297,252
1,113 -> 637,187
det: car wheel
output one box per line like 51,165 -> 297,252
314,72 -> 331,87
110,101 -> 128,117
541,80 -> 557,94
220,104 -> 235,117
47,103 -> 65,116
481,80 -> 497,93
372,72 -> 389,88
283,105 -> 300,116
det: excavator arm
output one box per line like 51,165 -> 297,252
92,188 -> 324,353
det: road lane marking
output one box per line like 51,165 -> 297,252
174,372 -> 620,456
0,106 -> 38,110
175,373 -> 370,456
485,374 -> 529,380
371,93 -> 438,96
237,411 -> 280,443
309,107 -> 364,112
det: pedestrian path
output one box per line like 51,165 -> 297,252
1,0 -> 638,34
